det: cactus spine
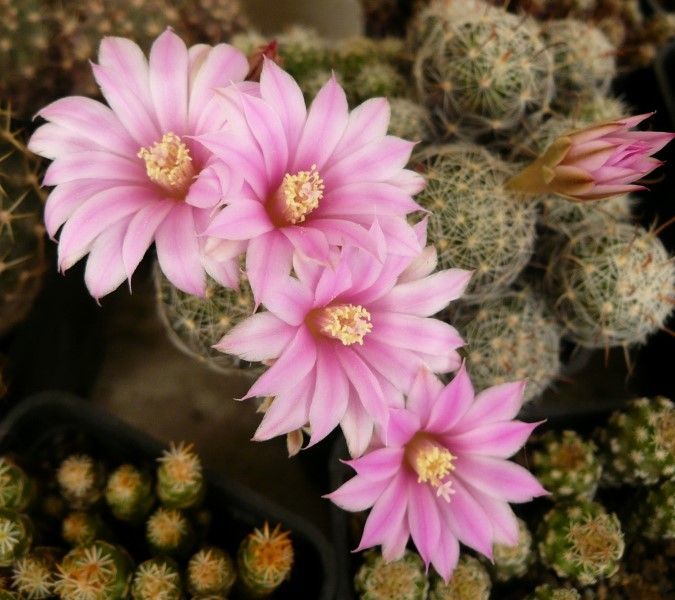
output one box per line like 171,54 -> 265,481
186,546 -> 236,598
353,548 -> 428,600
0,457 -> 34,511
156,442 -> 205,510
130,557 -> 183,600
56,455 -> 106,511
428,554 -> 491,600
104,465 -> 154,523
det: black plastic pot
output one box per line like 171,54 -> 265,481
0,392 -> 337,600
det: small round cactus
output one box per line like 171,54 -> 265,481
537,500 -> 624,585
411,1 -> 554,140
55,541 -> 134,600
531,430 -> 602,500
275,25 -> 330,82
547,221 -> 675,349
595,396 -> 675,486
155,268 -> 262,377
145,507 -> 195,558
186,546 -> 236,598
62,511 -> 110,548
631,478 -> 675,542
488,518 -> 535,582
174,0 -> 248,45
525,583 -> 581,600
0,457 -> 34,511
104,464 -> 154,523
428,554 -> 491,600
541,19 -> 616,111
0,508 -> 32,566
354,548 -> 429,600
236,522 -> 294,598
452,289 -> 562,402
388,98 -> 431,142
130,556 -> 183,600
56,454 -> 106,511
347,61 -> 406,104
414,144 -> 538,301
12,546 -> 61,600
156,442 -> 205,510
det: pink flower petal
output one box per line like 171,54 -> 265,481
292,74 -> 349,172
356,474 -> 409,552
122,200 -> 174,282
454,455 -> 548,503
371,268 -> 472,316
407,480 -> 441,567
466,486 -> 520,547
308,343 -> 349,445
456,379 -> 528,432
260,58 -> 307,152
356,338 -> 421,393
319,181 -> 422,216
427,363 -> 475,432
431,529 -> 460,583
84,215 -> 133,300
370,313 -> 462,357
246,326 -> 317,398
43,180 -> 115,238
44,151 -> 145,186
188,43 -> 248,131
154,203 -> 205,296
449,420 -> 542,458
262,276 -> 315,326
149,29 -> 188,133
214,312 -> 295,362
331,98 -> 391,163
282,225 -> 330,265
245,231 -> 294,307
326,474 -> 389,512
309,218 -> 380,258
341,391 -> 376,458
29,123 -> 104,158
345,446 -> 406,482
405,367 -> 445,425
205,198 -> 274,240
386,168 -> 426,195
384,408 -> 421,448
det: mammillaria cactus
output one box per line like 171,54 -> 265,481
347,61 -> 406,104
55,541 -> 134,600
411,0 -> 554,141
274,25 -> 330,83
155,269 -> 261,376
546,221 -> 675,349
145,507 -> 195,558
531,430 -> 602,500
186,546 -> 236,598
595,396 -> 675,486
526,584 -> 581,599
428,554 -> 491,600
353,548 -> 428,600
130,557 -> 183,600
388,98 -> 431,141
488,518 -> 535,582
236,522 -> 294,598
537,500 -> 624,585
415,144 -> 538,301
156,442 -> 205,510
56,454 -> 106,511
104,464 -> 154,524
631,479 -> 675,542
0,508 -> 32,566
452,289 -> 562,402
0,457 -> 34,511
62,511 -> 110,547
174,0 -> 248,45
11,546 -> 61,600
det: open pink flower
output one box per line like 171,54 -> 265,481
215,229 -> 471,457
506,112 -> 675,201
327,365 -> 547,582
198,58 -> 425,305
29,29 -> 252,299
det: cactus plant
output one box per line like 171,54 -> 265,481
537,499 -> 624,585
145,507 -> 195,558
531,430 -> 603,500
347,61 -> 406,104
415,143 -> 538,301
428,554 -> 491,600
12,546 -> 61,600
353,548 -> 428,600
55,541 -> 134,600
186,546 -> 236,598
0,457 -> 34,511
104,464 -> 154,524
0,508 -> 32,566
452,289 -> 562,402
56,454 -> 106,511
631,478 -> 675,542
236,522 -> 294,598
488,517 -> 535,582
156,442 -> 205,510
525,584 -> 581,599
388,98 -> 431,141
595,396 -> 675,486
547,221 -> 675,349
411,0 -> 554,141
174,0 -> 248,45
130,557 -> 183,600
62,511 -> 110,547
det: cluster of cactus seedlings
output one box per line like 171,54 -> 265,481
347,395 -> 674,598
0,441 -> 295,598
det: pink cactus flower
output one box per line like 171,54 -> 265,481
198,58 -> 425,305
215,228 -> 471,457
327,365 -> 547,582
506,112 -> 675,201
29,29 -> 252,299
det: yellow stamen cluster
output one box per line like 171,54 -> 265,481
408,437 -> 457,502
138,132 -> 194,196
318,304 -> 372,346
281,164 -> 324,224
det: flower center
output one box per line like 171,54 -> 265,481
406,435 -> 457,502
138,132 -> 195,197
313,304 -> 372,346
277,164 -> 324,225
